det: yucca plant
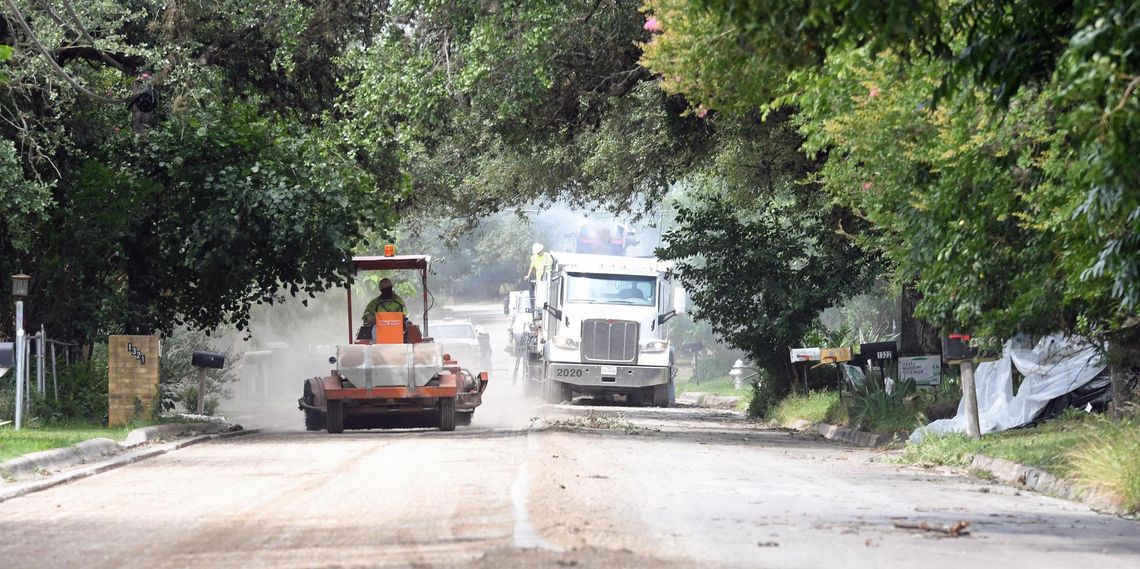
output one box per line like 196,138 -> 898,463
849,375 -> 923,433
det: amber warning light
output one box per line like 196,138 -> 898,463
384,244 -> 396,256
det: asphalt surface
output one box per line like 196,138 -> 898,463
1,303 -> 1138,568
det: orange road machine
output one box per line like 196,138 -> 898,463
298,254 -> 489,432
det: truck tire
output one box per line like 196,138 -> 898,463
652,382 -> 671,407
326,400 -> 345,434
438,396 -> 457,431
627,390 -> 647,407
542,379 -> 560,404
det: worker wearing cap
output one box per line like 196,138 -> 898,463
362,277 -> 407,324
524,243 -> 552,281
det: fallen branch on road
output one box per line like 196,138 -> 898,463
892,520 -> 971,537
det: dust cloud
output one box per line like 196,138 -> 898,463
216,206 -> 669,431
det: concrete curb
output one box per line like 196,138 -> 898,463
0,422 -> 242,482
968,455 -> 1131,515
0,438 -> 121,479
810,422 -> 896,448
0,428 -> 257,504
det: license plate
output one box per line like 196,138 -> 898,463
600,365 -> 618,376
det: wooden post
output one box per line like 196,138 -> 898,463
196,367 -> 207,414
960,360 -> 981,439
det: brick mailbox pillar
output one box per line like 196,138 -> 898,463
108,335 -> 160,427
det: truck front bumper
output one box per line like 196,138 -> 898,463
547,362 -> 669,392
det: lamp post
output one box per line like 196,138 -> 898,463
11,273 -> 30,431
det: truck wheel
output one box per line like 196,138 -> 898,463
627,391 -> 643,407
326,400 -> 345,434
652,382 -> 671,407
543,379 -> 566,404
438,397 -> 457,431
456,411 -> 474,426
560,382 -> 573,403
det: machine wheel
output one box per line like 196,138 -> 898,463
438,396 -> 457,431
456,411 -> 474,426
326,400 -> 345,434
302,382 -> 325,431
652,382 -> 671,407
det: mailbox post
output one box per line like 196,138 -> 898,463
942,334 -> 982,440
191,351 -> 225,414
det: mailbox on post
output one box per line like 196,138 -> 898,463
0,342 -> 14,369
192,351 -> 225,369
191,351 -> 225,414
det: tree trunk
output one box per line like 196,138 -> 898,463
899,285 -> 941,356
124,218 -> 158,335
1110,360 -> 1128,419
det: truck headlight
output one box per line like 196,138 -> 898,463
641,339 -> 669,353
552,335 -> 581,350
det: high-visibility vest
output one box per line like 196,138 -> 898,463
530,252 -> 552,279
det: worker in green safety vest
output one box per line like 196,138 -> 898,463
525,242 -> 552,281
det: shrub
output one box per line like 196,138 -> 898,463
28,358 -> 110,424
746,376 -> 785,419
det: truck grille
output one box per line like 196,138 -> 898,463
581,319 -> 638,364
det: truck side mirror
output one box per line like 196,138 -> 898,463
673,288 -> 688,315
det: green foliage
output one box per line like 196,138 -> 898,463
342,1 -> 705,219
660,143 -> 876,385
640,0 -> 1140,363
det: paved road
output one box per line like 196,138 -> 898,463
2,304 -> 1138,568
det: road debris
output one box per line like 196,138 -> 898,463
893,520 -> 972,537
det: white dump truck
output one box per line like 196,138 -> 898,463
522,253 -> 686,406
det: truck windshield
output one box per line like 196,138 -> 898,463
566,273 -> 656,306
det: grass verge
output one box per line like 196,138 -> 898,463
0,422 -> 136,462
769,391 -> 841,428
901,411 -> 1140,511
674,375 -> 749,397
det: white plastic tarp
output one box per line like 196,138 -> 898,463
910,335 -> 1105,442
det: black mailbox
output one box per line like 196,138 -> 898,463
941,335 -> 978,363
0,342 -> 14,368
192,351 -> 225,369
859,341 -> 898,364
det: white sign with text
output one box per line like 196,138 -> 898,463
899,356 -> 941,385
